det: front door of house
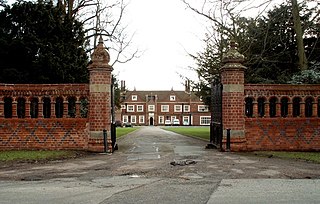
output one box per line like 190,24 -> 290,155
150,117 -> 154,126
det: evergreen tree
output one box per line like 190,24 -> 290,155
0,1 -> 88,83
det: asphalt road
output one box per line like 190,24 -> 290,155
0,126 -> 319,204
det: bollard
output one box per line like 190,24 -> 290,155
226,128 -> 231,151
103,129 -> 107,153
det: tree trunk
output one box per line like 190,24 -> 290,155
291,0 -> 308,70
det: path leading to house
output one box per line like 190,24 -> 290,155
0,126 -> 319,203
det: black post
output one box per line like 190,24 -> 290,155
103,129 -> 107,153
226,128 -> 231,151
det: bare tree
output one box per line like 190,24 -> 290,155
50,0 -> 141,66
181,0 -> 274,83
78,0 -> 140,66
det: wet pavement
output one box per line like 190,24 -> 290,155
0,126 -> 319,203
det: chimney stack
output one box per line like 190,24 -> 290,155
120,80 -> 126,92
185,79 -> 190,93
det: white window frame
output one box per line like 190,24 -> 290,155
132,95 -> 137,101
127,105 -> 135,112
158,116 -> 164,124
183,116 -> 189,125
198,105 -> 209,112
148,105 -> 155,112
137,105 -> 144,112
122,115 -> 129,123
200,116 -> 211,125
131,115 -> 136,124
139,115 -> 144,124
184,105 -> 190,112
174,105 -> 182,112
161,105 -> 169,112
121,105 -> 126,110
170,95 -> 176,101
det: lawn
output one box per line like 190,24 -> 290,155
116,127 -> 139,138
253,151 -> 320,164
0,150 -> 81,162
162,126 -> 210,140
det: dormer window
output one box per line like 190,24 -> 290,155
170,95 -> 176,101
198,105 -> 209,112
132,95 -> 137,101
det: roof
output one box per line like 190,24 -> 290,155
121,90 -> 202,103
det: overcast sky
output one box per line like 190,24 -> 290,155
112,0 -> 207,91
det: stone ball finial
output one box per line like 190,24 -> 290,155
98,35 -> 104,44
222,40 -> 246,70
89,36 -> 111,70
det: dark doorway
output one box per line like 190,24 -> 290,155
150,117 -> 154,126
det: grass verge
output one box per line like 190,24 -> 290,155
0,150 -> 83,162
0,127 -> 139,163
162,126 -> 210,140
116,127 -> 140,138
252,151 -> 320,164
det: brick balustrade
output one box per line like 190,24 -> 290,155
220,41 -> 320,151
0,84 -> 89,119
243,84 -> 320,151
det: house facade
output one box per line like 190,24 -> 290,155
118,81 -> 211,126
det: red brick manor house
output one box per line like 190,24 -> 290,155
118,81 -> 211,126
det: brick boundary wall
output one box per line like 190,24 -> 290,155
242,84 -> 320,151
0,118 -> 88,150
245,118 -> 320,151
0,84 -> 90,151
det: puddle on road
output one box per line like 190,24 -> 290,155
179,173 -> 203,179
174,146 -> 204,157
257,169 -> 280,176
233,159 -> 257,164
231,169 -> 245,174
127,154 -> 161,161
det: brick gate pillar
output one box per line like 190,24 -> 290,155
87,36 -> 113,152
221,41 -> 247,151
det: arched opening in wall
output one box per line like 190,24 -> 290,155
17,97 -> 26,118
68,97 -> 76,118
4,97 -> 12,118
245,97 -> 253,117
280,97 -> 289,117
305,97 -> 314,117
80,97 -> 88,118
257,97 -> 265,117
269,97 -> 277,117
43,97 -> 51,118
30,98 -> 39,118
55,97 -> 63,118
293,97 -> 301,117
